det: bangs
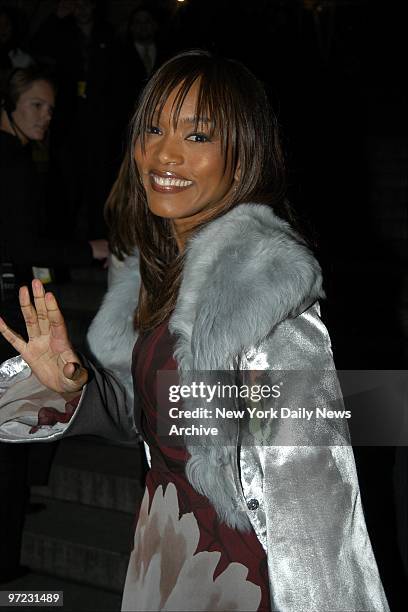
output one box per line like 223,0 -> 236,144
130,50 -> 285,210
134,56 -> 239,168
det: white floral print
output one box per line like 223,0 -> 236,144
121,483 -> 261,611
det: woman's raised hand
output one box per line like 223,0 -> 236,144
0,279 -> 88,397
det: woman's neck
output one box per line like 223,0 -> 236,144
0,110 -> 28,145
172,226 -> 185,254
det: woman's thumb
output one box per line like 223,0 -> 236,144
62,361 -> 88,388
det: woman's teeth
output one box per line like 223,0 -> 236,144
152,174 -> 192,187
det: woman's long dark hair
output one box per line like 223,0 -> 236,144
108,49 -> 291,331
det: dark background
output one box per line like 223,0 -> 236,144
1,0 -> 407,609
2,0 -> 406,370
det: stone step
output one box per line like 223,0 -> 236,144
31,437 -> 145,515
21,497 -> 134,593
0,571 -> 121,611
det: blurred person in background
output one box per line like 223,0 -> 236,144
0,66 -> 107,583
30,0 -> 121,240
125,6 -> 161,80
0,7 -> 34,94
114,4 -> 174,173
0,66 -> 108,308
0,6 -> 33,70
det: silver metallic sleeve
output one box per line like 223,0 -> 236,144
240,303 -> 389,611
0,353 -> 138,444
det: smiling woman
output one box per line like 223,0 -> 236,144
134,80 -> 239,246
0,51 -> 390,611
121,50 -> 288,330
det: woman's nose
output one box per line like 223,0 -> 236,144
42,106 -> 53,122
156,135 -> 183,165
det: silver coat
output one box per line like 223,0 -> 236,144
0,203 -> 389,611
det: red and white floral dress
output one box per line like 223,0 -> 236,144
122,321 -> 271,611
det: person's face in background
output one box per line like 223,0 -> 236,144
0,12 -> 12,45
12,80 -> 55,142
130,10 -> 157,44
73,0 -> 96,26
134,80 -> 239,248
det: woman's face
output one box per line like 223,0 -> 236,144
134,81 -> 238,241
12,80 -> 55,142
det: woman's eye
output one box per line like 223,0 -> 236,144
146,125 -> 161,135
186,133 -> 211,143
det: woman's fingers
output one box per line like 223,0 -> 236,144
44,291 -> 70,344
32,279 -> 50,335
0,317 -> 27,354
19,286 -> 41,339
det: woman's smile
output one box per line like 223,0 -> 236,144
149,170 -> 193,192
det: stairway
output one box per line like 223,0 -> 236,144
6,437 -> 145,611
1,266 -> 146,610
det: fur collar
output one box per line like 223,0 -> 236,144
87,203 -> 324,530
169,203 -> 324,529
169,203 -> 323,370
87,253 -> 140,402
